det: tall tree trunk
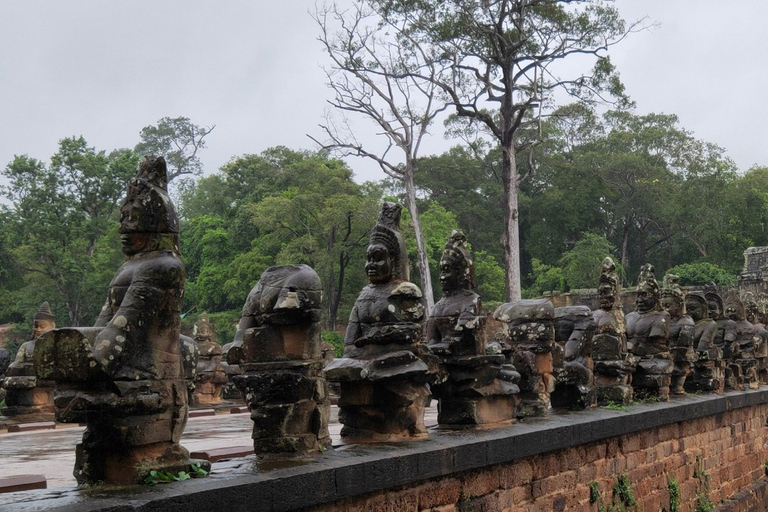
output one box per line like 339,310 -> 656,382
403,163 -> 435,313
502,143 -> 522,302
621,214 -> 631,271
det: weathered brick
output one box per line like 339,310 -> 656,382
417,477 -> 462,509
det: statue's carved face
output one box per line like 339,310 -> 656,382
707,299 -> 721,320
725,304 -> 739,322
598,282 -> 616,310
32,319 -> 54,339
439,257 -> 461,293
120,233 -> 149,256
661,295 -> 681,317
686,299 -> 707,322
636,285 -> 657,313
366,243 -> 393,284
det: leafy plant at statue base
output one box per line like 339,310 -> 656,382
602,401 -> 630,412
143,463 -> 208,486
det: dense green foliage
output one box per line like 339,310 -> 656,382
0,104 -> 763,340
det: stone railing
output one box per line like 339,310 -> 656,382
4,389 -> 768,511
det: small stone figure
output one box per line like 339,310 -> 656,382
493,299 -> 555,417
591,257 -> 633,405
226,264 -> 331,457
683,291 -> 723,393
660,275 -> 696,395
2,302 -> 56,417
427,231 -> 519,425
191,314 -> 228,405
704,283 -> 739,390
551,305 -> 596,409
34,156 -> 206,485
724,290 -> 759,389
626,264 -> 673,401
325,202 -> 437,442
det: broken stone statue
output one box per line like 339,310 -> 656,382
427,230 -> 519,425
591,257 -> 633,405
33,156 -> 208,485
704,283 -> 739,390
551,305 -> 596,409
226,264 -> 331,457
325,202 -> 437,442
493,298 -> 555,417
191,313 -> 228,405
626,264 -> 673,401
682,291 -> 724,393
660,274 -> 696,395
2,301 -> 56,418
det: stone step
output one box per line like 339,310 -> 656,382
188,409 -> 216,418
230,406 -> 249,414
7,422 -> 56,433
0,474 -> 46,493
190,445 -> 253,462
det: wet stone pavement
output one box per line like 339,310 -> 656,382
2,403 -> 438,490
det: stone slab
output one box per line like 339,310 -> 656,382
188,409 -> 216,418
0,475 -> 47,493
7,421 -> 56,433
229,406 -> 249,414
189,446 -> 254,462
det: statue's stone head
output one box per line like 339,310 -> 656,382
744,292 -> 759,323
118,156 -> 179,256
635,263 -> 661,313
597,257 -> 619,311
704,283 -> 724,321
660,274 -> 684,317
366,202 -> 407,284
723,290 -> 745,322
32,301 -> 55,339
439,230 -> 475,294
248,264 -> 322,325
685,291 -> 709,322
194,313 -> 215,343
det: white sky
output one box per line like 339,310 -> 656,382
1,1 -> 766,185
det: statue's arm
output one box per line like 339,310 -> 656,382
93,296 -> 113,327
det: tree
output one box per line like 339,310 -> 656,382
559,232 -> 617,290
313,3 -> 449,312
135,116 -> 215,184
369,0 -> 643,301
1,138 -> 138,325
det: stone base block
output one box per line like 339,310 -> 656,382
551,383 -> 595,410
515,391 -> 549,418
437,395 -> 516,426
595,384 -> 632,406
337,381 -> 430,443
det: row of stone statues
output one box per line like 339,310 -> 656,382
4,156 -> 767,487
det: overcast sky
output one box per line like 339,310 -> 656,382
1,1 -> 767,185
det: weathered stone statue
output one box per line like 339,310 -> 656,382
683,291 -> 723,393
34,156 -> 206,485
226,264 -> 331,456
626,264 -> 673,401
493,299 -> 555,417
591,257 -> 633,405
325,202 -> 437,442
745,292 -> 768,383
660,274 -> 696,395
704,283 -> 738,390
191,314 -> 227,405
724,290 -> 759,389
427,231 -> 519,425
2,302 -> 56,417
551,305 -> 595,409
